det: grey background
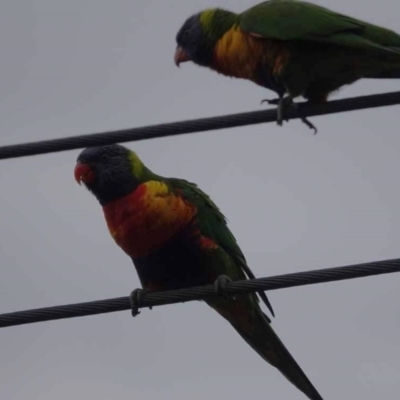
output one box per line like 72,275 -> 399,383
0,0 -> 399,399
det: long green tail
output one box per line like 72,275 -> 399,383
210,297 -> 323,400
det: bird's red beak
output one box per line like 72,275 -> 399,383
74,162 -> 95,185
174,46 -> 190,67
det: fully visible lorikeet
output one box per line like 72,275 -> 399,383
74,144 -> 323,400
175,0 -> 400,131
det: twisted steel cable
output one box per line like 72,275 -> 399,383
1,91 -> 400,160
1,257 -> 399,328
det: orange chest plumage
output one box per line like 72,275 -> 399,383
102,181 -> 197,258
212,25 -> 289,84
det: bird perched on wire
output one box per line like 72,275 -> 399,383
74,143 -> 324,400
174,0 -> 400,133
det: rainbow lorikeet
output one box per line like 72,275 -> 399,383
74,144 -> 323,400
175,0 -> 400,132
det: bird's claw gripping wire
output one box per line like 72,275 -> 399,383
129,288 -> 151,317
261,95 -> 318,134
214,275 -> 234,301
260,95 -> 291,125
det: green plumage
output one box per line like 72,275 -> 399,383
241,0 -> 400,50
76,144 -> 323,400
176,0 -> 400,129
171,178 -> 274,314
240,0 -> 400,91
165,179 -> 323,400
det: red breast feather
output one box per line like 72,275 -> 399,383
102,181 -> 198,258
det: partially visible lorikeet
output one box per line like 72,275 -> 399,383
74,144 -> 324,400
175,0 -> 400,131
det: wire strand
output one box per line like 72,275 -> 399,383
1,90 -> 400,161
1,257 -> 399,329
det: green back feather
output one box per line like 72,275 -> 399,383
167,177 -> 275,317
168,177 -> 246,266
239,0 -> 400,56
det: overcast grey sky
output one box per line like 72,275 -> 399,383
1,0 -> 400,399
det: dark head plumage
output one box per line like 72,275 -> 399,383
174,9 -> 238,68
175,12 -> 213,67
74,144 -> 151,206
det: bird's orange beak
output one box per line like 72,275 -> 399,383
74,163 -> 95,185
174,46 -> 190,67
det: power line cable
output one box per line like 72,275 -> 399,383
1,90 -> 400,161
1,257 -> 399,328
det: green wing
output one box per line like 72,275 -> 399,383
169,177 -> 275,317
240,0 -> 400,54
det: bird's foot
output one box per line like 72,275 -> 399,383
261,96 -> 318,134
260,97 -> 281,106
214,275 -> 233,301
129,288 -> 151,317
260,95 -> 292,125
292,102 -> 318,134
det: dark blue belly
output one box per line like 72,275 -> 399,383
257,64 -> 285,96
132,230 -> 213,291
